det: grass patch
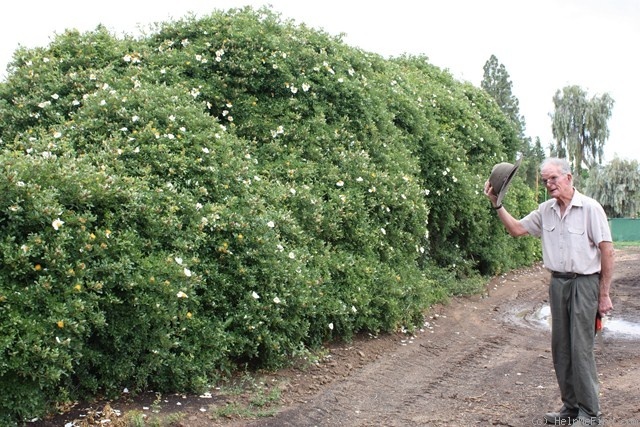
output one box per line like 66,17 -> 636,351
119,411 -> 184,427
71,405 -> 185,427
614,241 -> 640,248
211,400 -> 279,420
207,372 -> 283,421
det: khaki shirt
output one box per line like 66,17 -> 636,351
520,189 -> 611,275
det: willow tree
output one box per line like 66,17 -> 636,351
585,157 -> 640,218
550,85 -> 614,180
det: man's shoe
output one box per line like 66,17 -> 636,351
543,408 -> 578,424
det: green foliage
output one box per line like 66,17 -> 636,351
0,6 -> 540,423
585,157 -> 640,218
517,137 -> 547,201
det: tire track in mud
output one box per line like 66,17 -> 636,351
250,338 -> 509,426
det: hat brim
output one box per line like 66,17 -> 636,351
495,157 -> 522,206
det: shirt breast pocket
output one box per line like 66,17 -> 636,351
543,225 -> 556,233
567,227 -> 585,236
567,226 -> 587,256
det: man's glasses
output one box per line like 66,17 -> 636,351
542,175 -> 564,186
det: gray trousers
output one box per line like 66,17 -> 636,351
549,273 -> 601,419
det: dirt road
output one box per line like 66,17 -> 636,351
41,248 -> 640,427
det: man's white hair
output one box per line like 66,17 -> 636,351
541,157 -> 571,175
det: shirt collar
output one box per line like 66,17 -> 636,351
551,187 -> 583,211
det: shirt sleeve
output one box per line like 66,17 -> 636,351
520,208 -> 542,238
586,199 -> 612,245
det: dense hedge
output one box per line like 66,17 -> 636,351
0,7 -> 540,423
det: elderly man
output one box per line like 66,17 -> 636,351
484,157 -> 614,426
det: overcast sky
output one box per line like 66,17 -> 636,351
1,0 -> 638,162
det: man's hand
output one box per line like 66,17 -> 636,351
484,180 -> 499,207
599,294 -> 613,317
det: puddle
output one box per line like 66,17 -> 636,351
530,304 -> 640,339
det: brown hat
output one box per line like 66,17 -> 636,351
489,158 -> 521,206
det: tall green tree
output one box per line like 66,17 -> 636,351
481,55 -> 526,137
585,157 -> 640,218
550,85 -> 614,181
